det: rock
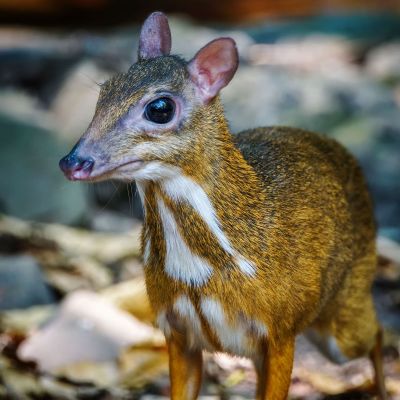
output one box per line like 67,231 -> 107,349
0,213 -> 141,267
0,214 -> 142,295
0,213 -> 140,294
118,347 -> 169,389
18,290 -> 164,372
248,35 -> 357,72
100,278 -> 153,324
117,257 -> 145,281
34,219 -> 141,263
0,255 -> 55,310
168,15 -> 253,59
44,255 -> 113,294
0,113 -> 89,224
245,13 -> 400,44
0,90 -> 53,130
51,61 -> 112,144
0,355 -> 129,399
293,337 -> 373,396
88,209 -> 139,233
377,236 -> 400,266
366,42 -> 400,83
223,63 -> 397,134
0,360 -> 46,399
0,29 -> 83,105
55,360 -> 120,388
1,304 -> 55,334
331,113 -> 400,235
223,66 -> 346,133
1,277 -> 154,334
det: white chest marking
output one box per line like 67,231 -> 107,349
157,197 -> 213,286
200,297 -> 247,355
156,310 -> 171,338
161,175 -> 256,276
173,296 -> 211,349
174,296 -> 200,325
200,297 -> 268,356
136,164 -> 255,276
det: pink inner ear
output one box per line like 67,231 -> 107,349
188,38 -> 238,104
138,12 -> 171,60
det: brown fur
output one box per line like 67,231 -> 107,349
61,35 -> 387,400
141,101 -> 377,339
140,105 -> 384,398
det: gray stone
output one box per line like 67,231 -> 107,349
168,16 -> 254,60
222,66 -> 396,135
366,42 -> 400,83
51,61 -> 112,144
0,112 -> 89,224
244,13 -> 400,44
0,255 -> 55,310
330,112 -> 400,234
18,290 -> 163,371
247,35 -> 356,71
89,209 -> 139,233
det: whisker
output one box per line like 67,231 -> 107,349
134,183 -> 145,218
78,73 -> 104,93
126,183 -> 132,216
140,186 -> 157,220
129,182 -> 135,217
98,181 -> 121,212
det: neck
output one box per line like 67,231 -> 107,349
137,107 -> 268,287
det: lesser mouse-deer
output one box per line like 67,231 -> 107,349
60,12 -> 387,400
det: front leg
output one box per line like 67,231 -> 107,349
254,337 -> 295,400
168,332 -> 203,400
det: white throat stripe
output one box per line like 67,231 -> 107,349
162,174 -> 256,276
157,196 -> 213,286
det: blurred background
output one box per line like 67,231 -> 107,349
1,1 -> 400,399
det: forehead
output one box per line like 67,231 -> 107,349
98,55 -> 188,109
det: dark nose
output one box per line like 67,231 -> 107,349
59,151 -> 94,181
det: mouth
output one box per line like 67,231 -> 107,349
62,158 -> 144,182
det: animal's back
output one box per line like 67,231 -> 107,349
234,126 -> 376,254
234,126 -> 378,359
59,10 -> 387,397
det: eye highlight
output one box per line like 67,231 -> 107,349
144,97 -> 175,124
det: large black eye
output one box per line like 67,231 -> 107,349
144,97 -> 175,124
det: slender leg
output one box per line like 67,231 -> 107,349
254,337 -> 295,400
369,327 -> 388,400
167,334 -> 203,400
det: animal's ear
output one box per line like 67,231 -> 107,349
138,12 -> 171,60
188,38 -> 238,104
